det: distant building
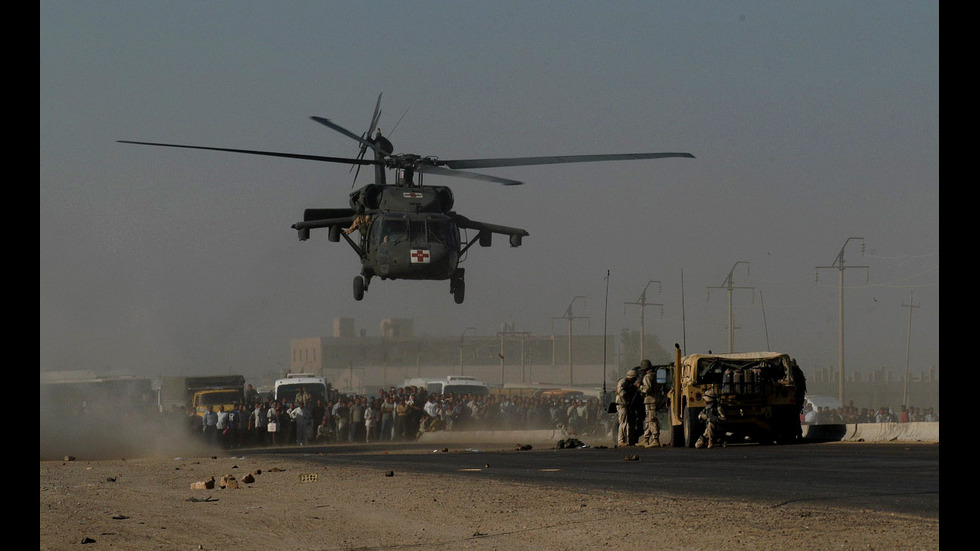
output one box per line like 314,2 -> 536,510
288,318 -> 622,394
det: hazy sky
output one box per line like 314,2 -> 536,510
40,2 -> 938,381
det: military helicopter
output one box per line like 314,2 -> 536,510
120,95 -> 694,303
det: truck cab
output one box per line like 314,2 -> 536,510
193,388 -> 244,418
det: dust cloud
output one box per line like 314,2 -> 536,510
40,382 -> 209,461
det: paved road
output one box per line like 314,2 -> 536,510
253,440 -> 939,520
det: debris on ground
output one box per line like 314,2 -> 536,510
190,477 -> 215,490
185,496 -> 219,503
219,475 -> 239,489
515,444 -> 532,451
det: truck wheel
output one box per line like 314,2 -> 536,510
453,279 -> 465,304
683,405 -> 704,448
671,423 -> 685,448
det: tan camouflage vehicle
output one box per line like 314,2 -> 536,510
666,345 -> 806,447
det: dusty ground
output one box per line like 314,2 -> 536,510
41,444 -> 938,551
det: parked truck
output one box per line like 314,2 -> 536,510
157,375 -> 246,417
666,344 -> 806,447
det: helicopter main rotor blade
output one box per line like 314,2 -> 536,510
117,140 -> 377,166
366,92 -> 383,142
417,164 -> 524,186
438,151 -> 695,170
311,116 -> 388,157
350,92 -> 385,187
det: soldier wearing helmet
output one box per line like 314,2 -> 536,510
615,369 -> 641,447
343,204 -> 371,235
696,388 -> 726,449
637,359 -> 662,447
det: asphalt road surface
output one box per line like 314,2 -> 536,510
254,440 -> 939,520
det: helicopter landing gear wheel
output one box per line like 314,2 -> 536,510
353,275 -> 365,301
450,269 -> 465,304
453,280 -> 465,304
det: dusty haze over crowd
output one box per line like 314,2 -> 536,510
41,3 -> 938,385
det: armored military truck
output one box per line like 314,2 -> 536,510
666,344 -> 806,447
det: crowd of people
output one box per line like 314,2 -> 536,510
191,385 -> 611,448
189,381 -> 940,449
801,402 -> 939,425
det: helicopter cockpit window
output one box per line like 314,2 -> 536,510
426,219 -> 456,246
375,218 -> 407,244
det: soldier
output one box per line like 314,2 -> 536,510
637,359 -> 661,447
615,369 -> 640,447
696,389 -> 726,449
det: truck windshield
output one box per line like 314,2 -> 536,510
277,384 -> 326,404
443,384 -> 489,396
199,391 -> 241,406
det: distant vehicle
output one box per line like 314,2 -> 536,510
156,375 -> 246,417
274,373 -> 330,405
403,375 -> 490,396
533,389 -> 585,402
666,345 -> 806,447
192,388 -> 244,418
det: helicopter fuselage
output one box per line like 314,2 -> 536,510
360,211 -> 460,281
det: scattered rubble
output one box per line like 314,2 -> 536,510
298,473 -> 318,483
190,476 -> 215,490
219,475 -> 239,489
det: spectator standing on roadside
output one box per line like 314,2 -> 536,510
292,402 -> 308,446
251,402 -> 268,446
380,395 -> 395,440
349,398 -> 366,442
216,405 -> 231,448
333,399 -> 349,443
202,405 -> 218,445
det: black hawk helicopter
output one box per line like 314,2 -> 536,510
120,95 -> 694,303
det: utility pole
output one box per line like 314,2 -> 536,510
759,290 -> 771,351
708,261 -> 752,353
816,237 -> 868,404
497,325 -> 530,386
552,296 -> 589,386
603,270 -> 610,397
902,292 -> 920,408
624,280 -> 663,363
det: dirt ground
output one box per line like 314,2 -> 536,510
41,444 -> 938,551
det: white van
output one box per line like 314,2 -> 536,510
403,375 -> 490,396
274,373 -> 329,405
